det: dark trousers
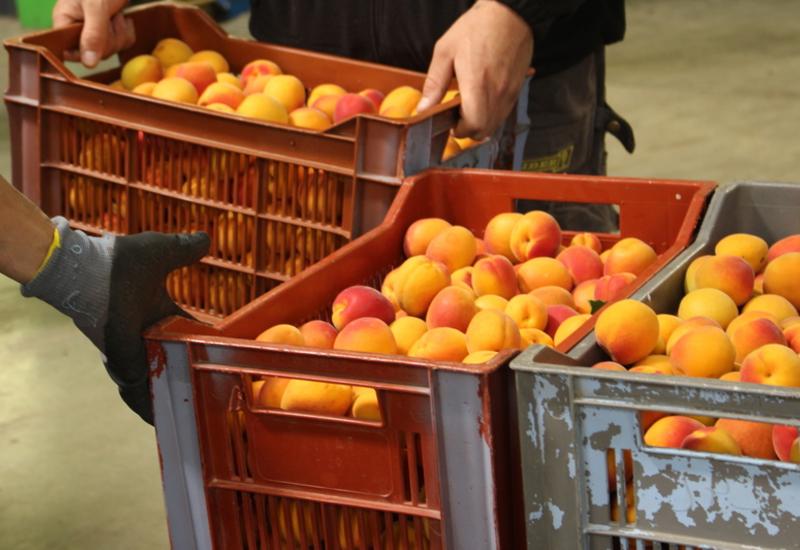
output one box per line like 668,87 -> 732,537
520,48 -> 635,233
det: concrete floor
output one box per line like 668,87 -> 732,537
0,1 -> 798,548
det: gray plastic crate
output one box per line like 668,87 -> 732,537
512,181 -> 800,549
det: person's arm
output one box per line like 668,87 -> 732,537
52,0 -> 134,67
1,176 -> 209,424
0,180 -> 57,284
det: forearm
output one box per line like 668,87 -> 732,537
0,177 -> 56,284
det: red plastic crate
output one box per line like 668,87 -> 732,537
4,3 -> 526,322
146,169 -> 714,549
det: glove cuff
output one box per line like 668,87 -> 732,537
21,217 -> 115,353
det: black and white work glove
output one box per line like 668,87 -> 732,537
22,216 -> 210,425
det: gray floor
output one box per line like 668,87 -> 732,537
1,1 -> 798,548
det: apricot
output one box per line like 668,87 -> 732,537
792,439 -> 800,463
206,102 -> 234,113
572,279 -> 599,314
474,294 -> 509,312
509,211 -> 562,261
256,324 -> 305,346
557,245 -> 603,285
517,257 -> 573,293
680,426 -> 742,456
715,418 -> 777,459
379,86 -> 422,118
678,288 -> 738,329
264,74 -> 306,112
783,316 -> 800,329
784,324 -> 800,353
634,354 -> 673,368
726,310 -> 781,338
332,285 -> 395,330
425,225 -> 477,273
442,136 -> 462,161
152,37 -> 192,68
236,93 -> 289,123
470,255 -> 517,298
440,89 -> 460,104
462,350 -> 499,364
502,295 -> 546,331
654,314 -> 682,354
465,310 -> 521,353
719,371 -> 741,382
256,377 -> 291,408
404,218 -> 451,257
198,81 -> 244,109
529,286 -> 575,308
743,293 -> 799,322
131,81 -> 156,95
168,61 -> 217,94
121,54 -> 162,90
241,74 -> 273,96
715,233 -> 769,273
544,304 -> 579,338
600,249 -> 611,264
594,272 -> 637,303
451,266 -> 474,290
277,499 -> 314,542
215,211 -> 254,261
644,416 -> 705,448
333,92 -> 376,122
603,238 -> 657,277
390,316 -> 428,355
333,317 -> 398,355
240,59 -> 282,86
594,300 -> 658,365
569,233 -> 601,254
397,257 -> 450,317
216,72 -> 242,89
754,273 -> 765,295
483,212 -> 522,261
188,50 -> 228,73
767,234 -> 800,262
553,313 -> 591,347
764,252 -> 800,309
670,326 -> 735,378
694,254 -> 754,305
740,343 -> 800,387
426,285 -> 477,332
629,363 -> 676,376
665,316 -> 721,354
301,85 -> 342,110
408,327 -> 469,361
351,388 -> 381,421
299,320 -> 338,349
772,424 -> 799,461
109,80 -> 125,90
729,317 -> 786,363
683,255 -> 713,293
592,361 -> 626,371
280,380 -> 353,416
287,106 -> 330,130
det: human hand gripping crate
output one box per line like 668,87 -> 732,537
144,169 -> 712,549
4,2 -> 529,322
512,181 -> 800,549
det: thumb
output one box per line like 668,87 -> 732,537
417,45 -> 455,113
161,232 -> 211,274
79,0 -> 110,67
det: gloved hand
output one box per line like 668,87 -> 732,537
22,217 -> 210,424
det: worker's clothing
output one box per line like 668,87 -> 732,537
21,217 -> 210,424
250,0 -> 632,231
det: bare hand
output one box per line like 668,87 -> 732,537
52,0 -> 134,68
417,0 -> 533,140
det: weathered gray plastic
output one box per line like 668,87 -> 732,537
512,182 -> 800,549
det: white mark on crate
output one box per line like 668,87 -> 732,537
568,452 -> 576,479
634,453 -> 800,536
547,502 -> 565,530
675,193 -> 682,200
529,504 -> 544,523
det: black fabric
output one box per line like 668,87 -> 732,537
105,232 -> 209,424
249,0 -> 625,78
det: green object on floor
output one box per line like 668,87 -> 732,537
16,0 -> 57,29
